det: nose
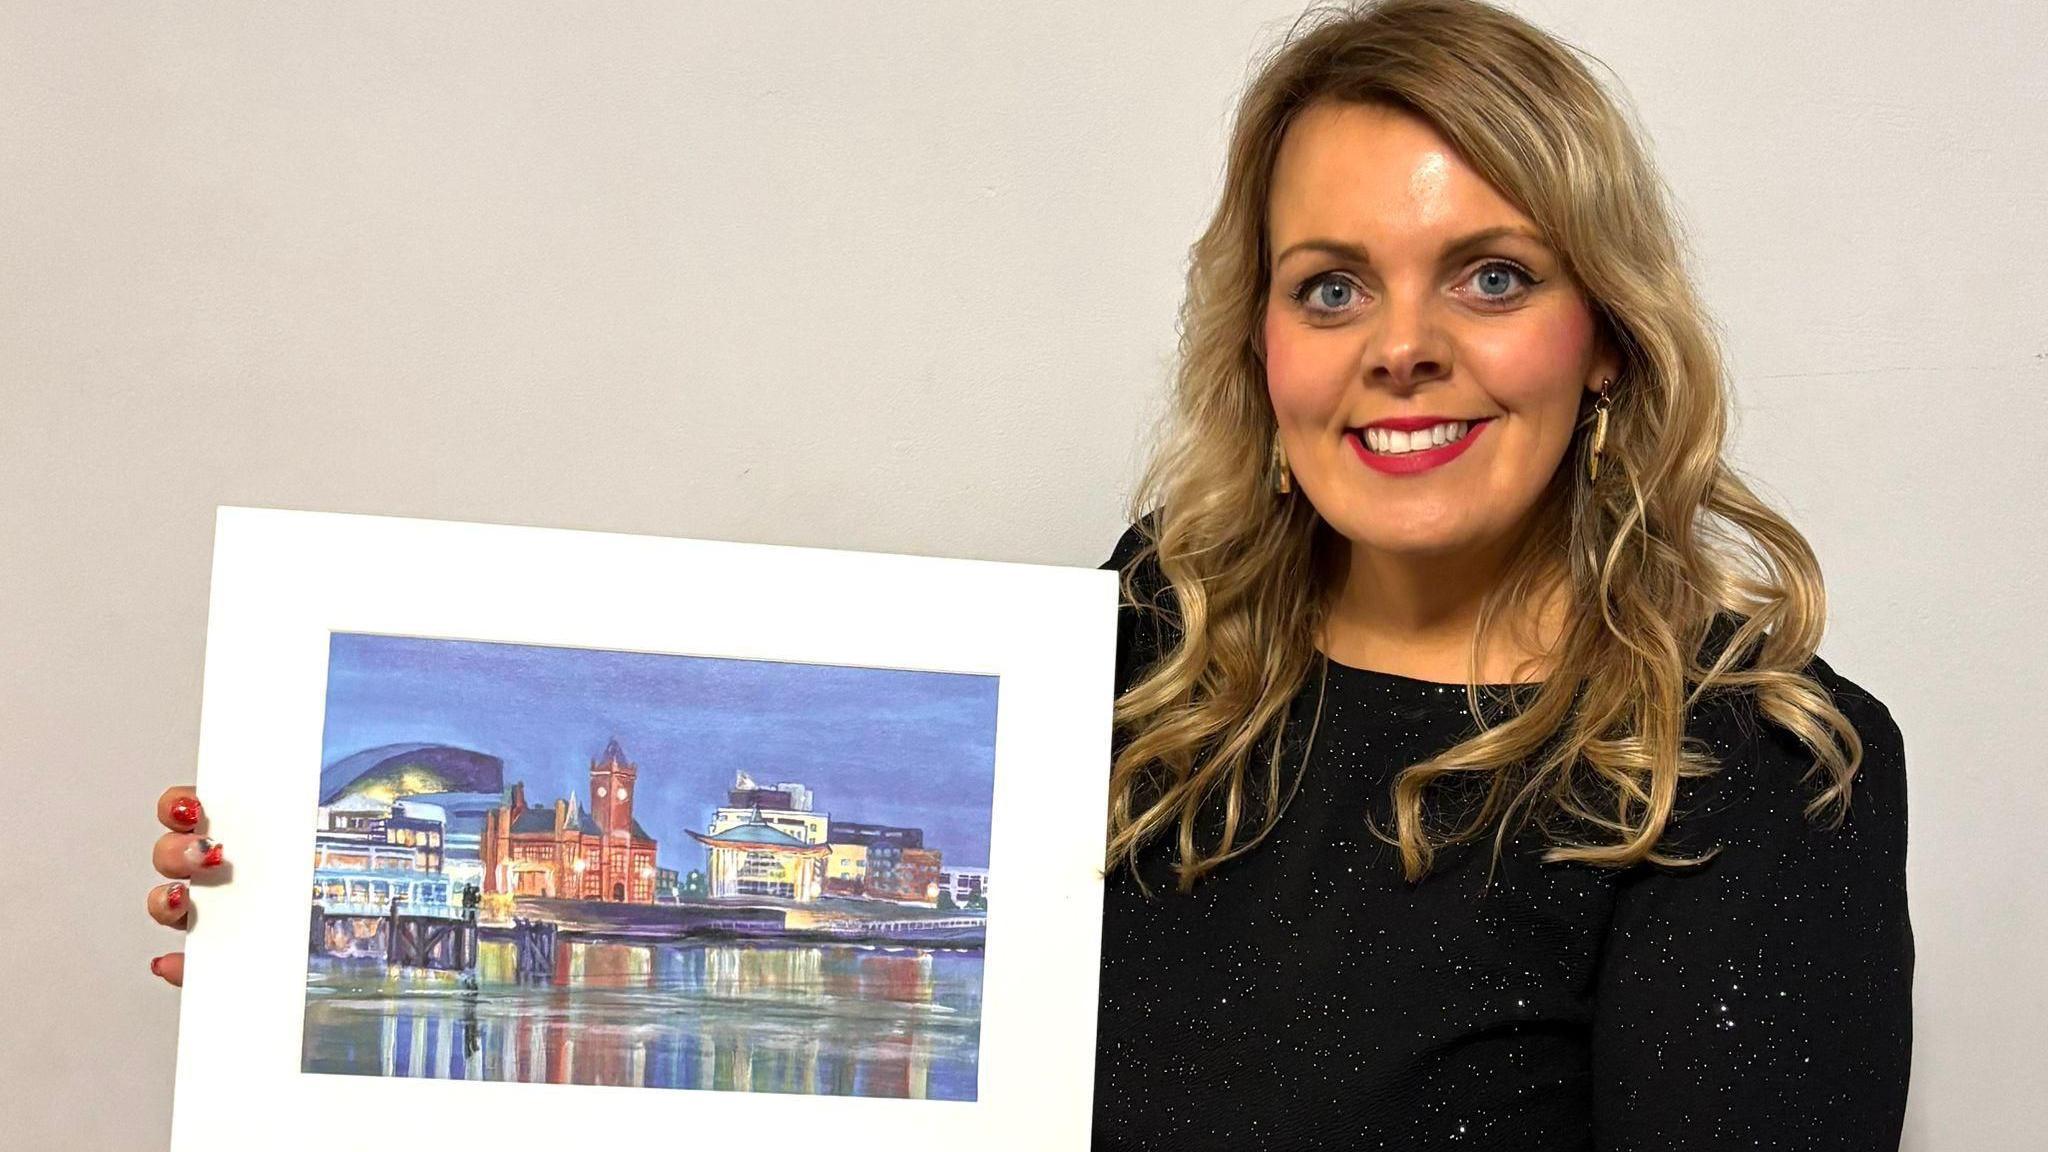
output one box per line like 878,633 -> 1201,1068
1361,287 -> 1449,393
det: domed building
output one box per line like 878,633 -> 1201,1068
317,742 -> 507,890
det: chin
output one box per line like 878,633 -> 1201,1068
1314,494 -> 1464,551
1379,533 -> 1483,559
1330,518 -> 1481,558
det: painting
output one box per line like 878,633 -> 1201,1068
301,633 -> 997,1100
171,506 -> 1112,1149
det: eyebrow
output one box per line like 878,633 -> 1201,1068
1271,225 -> 1548,269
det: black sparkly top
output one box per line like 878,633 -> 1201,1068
1090,520 -> 1914,1150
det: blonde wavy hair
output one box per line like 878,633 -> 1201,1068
1107,0 -> 1867,891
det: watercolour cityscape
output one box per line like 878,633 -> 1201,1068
301,632 -> 998,1101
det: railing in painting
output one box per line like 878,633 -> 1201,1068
317,899 -> 466,921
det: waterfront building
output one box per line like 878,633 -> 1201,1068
428,796 -> 496,890
830,821 -> 924,850
481,737 -> 660,903
936,866 -> 989,906
688,817 -> 830,902
730,770 -> 814,813
829,822 -> 924,899
890,847 -> 943,906
718,771 -> 827,844
710,804 -> 829,848
311,796 -> 459,959
729,785 -> 797,810
311,856 -> 457,918
824,842 -> 869,898
317,742 -> 507,890
318,796 -> 446,872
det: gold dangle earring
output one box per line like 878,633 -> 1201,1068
1586,378 -> 1613,483
1271,429 -> 1293,494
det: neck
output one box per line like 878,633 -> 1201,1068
1320,524 -> 1564,685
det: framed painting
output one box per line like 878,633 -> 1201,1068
169,506 -> 1117,1149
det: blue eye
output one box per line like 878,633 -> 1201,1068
1289,273 -> 1358,316
1310,278 -> 1355,311
1287,259 -> 1539,317
1467,260 -> 1536,304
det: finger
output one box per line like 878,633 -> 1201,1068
150,951 -> 185,987
147,881 -> 191,927
153,831 -> 227,880
157,786 -> 202,832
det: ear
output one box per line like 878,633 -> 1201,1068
1587,323 -> 1623,395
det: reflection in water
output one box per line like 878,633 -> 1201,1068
302,940 -> 983,1101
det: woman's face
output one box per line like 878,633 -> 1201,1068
1261,100 -> 1616,561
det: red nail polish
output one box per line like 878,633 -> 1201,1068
167,884 -> 187,911
150,955 -> 165,976
200,840 -> 224,869
170,796 -> 202,827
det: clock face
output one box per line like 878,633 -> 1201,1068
597,786 -> 607,798
617,787 -> 628,802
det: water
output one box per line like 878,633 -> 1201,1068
302,939 -> 985,1101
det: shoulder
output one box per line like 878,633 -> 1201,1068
1691,612 -> 1905,765
1792,644 -> 1901,747
1675,620 -> 1908,859
1725,619 -> 1905,794
1770,644 -> 1908,836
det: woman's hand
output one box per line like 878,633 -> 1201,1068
148,785 -> 227,986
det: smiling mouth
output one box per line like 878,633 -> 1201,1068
1353,417 -> 1495,456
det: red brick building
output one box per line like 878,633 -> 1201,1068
482,737 -> 659,903
893,847 -> 943,905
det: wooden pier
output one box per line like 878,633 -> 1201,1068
384,893 -> 479,972
508,917 -> 558,980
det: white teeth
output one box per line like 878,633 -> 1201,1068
1363,420 -> 1470,455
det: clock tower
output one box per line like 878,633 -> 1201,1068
590,736 -> 637,834
590,737 -> 638,900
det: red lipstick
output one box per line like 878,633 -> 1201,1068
1348,417 -> 1494,475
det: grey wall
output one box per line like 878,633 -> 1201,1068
4,2 -> 2042,1147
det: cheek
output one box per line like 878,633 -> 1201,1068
1261,307 -> 1335,421
1477,307 -> 1597,428
1261,307 -> 1295,397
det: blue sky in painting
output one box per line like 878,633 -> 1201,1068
318,633 -> 999,870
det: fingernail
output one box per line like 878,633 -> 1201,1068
150,955 -> 165,976
186,837 -> 225,870
169,796 -> 202,827
167,884 -> 187,912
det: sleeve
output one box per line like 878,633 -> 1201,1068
1588,656 -> 1915,1150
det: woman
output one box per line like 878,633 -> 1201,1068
146,0 -> 1914,1146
